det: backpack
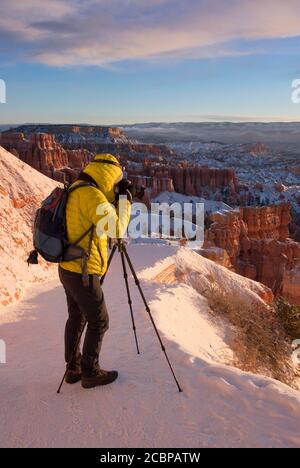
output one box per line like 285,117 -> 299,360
27,181 -> 96,271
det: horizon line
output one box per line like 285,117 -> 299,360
2,120 -> 300,128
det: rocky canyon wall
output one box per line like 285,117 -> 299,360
203,203 -> 300,305
0,132 -> 94,183
127,164 -> 238,198
1,127 -> 241,201
170,166 -> 238,196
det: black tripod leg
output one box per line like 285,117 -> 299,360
57,323 -> 86,394
100,243 -> 117,286
120,249 -> 140,355
122,246 -> 183,392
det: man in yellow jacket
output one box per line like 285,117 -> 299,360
59,153 -> 132,389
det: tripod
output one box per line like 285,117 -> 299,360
57,240 -> 182,393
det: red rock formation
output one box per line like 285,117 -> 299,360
241,204 -> 291,241
127,163 -> 238,198
2,126 -> 239,199
248,143 -> 270,156
4,125 -> 176,165
291,166 -> 300,176
0,132 -> 93,183
205,209 -> 247,259
203,203 -> 300,305
66,149 -> 93,170
151,176 -> 174,197
290,221 -> 300,242
129,172 -> 174,199
6,124 -> 126,140
170,166 -> 238,196
274,183 -> 285,193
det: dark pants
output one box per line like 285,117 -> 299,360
58,266 -> 109,377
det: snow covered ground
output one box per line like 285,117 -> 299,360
1,244 -> 300,448
0,146 -> 58,307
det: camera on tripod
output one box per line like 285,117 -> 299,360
115,177 -> 146,201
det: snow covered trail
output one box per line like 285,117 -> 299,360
1,245 -> 300,448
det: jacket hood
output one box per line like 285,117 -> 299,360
83,153 -> 123,203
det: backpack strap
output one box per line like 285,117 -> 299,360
81,225 -> 95,288
64,181 -> 97,248
72,224 -> 94,247
65,181 -> 100,287
67,181 -> 97,194
93,159 -> 122,169
78,172 -> 98,185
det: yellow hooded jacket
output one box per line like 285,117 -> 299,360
60,153 -> 131,276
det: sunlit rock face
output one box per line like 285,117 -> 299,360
0,146 -> 58,308
127,164 -> 238,198
0,131 -> 94,183
170,166 -> 238,196
203,203 -> 300,305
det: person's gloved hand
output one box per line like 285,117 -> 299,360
115,178 -> 136,203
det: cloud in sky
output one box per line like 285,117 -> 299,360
1,0 -> 300,66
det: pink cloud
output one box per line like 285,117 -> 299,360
1,0 -> 300,66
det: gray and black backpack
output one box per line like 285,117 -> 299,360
27,181 -> 96,267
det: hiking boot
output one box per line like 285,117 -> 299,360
81,369 -> 118,389
65,369 -> 82,384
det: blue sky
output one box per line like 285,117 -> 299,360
1,0 -> 300,124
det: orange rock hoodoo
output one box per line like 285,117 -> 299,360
0,132 -> 93,183
170,166 -> 238,196
1,128 -> 241,199
127,164 -> 238,198
203,203 -> 300,305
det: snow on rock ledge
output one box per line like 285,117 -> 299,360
149,247 -> 274,308
175,247 -> 274,308
0,146 -> 59,308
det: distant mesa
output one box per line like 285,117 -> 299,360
247,143 -> 271,157
10,124 -> 127,143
